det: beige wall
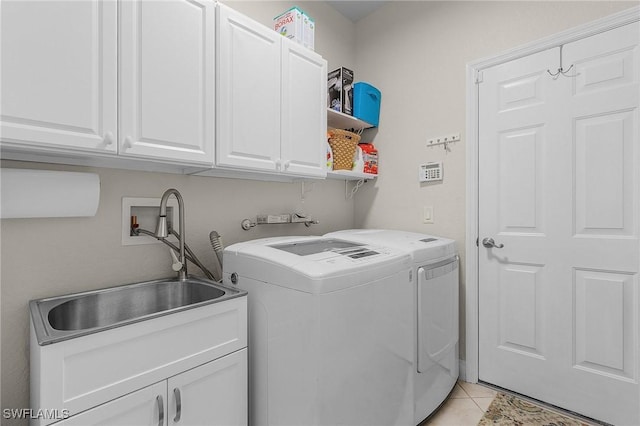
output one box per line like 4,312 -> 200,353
352,1 -> 638,368
0,1 -> 356,418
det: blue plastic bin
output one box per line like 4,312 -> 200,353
353,82 -> 381,127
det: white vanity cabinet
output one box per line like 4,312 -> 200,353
31,296 -> 247,426
1,0 -> 214,167
212,4 -> 327,178
167,349 -> 248,425
53,382 -> 166,426
55,350 -> 247,426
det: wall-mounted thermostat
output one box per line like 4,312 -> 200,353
419,162 -> 443,182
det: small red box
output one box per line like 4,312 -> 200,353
359,143 -> 378,174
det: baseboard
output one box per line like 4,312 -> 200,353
458,359 -> 467,382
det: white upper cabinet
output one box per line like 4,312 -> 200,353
281,42 -> 327,177
1,0 -> 214,167
216,4 -> 281,172
215,3 -> 327,178
1,1 -> 325,178
119,0 -> 215,165
0,0 -> 117,153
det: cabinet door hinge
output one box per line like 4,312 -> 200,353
476,237 -> 479,247
475,70 -> 483,84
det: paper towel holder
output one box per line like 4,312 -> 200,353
0,168 -> 100,219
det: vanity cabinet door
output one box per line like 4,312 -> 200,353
119,0 -> 215,165
0,0 -> 117,154
167,348 -> 248,426
56,381 -> 167,426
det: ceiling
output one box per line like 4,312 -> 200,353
326,1 -> 388,22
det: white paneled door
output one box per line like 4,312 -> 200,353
478,22 -> 639,425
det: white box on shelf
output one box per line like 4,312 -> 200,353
302,11 -> 315,50
274,7 -> 303,43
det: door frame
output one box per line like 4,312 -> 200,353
464,5 -> 640,384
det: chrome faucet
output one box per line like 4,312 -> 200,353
155,188 -> 187,281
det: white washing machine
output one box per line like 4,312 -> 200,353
325,230 -> 459,425
223,236 -> 414,426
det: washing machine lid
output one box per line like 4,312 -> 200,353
272,238 -> 363,256
224,236 -> 410,294
325,229 -> 456,264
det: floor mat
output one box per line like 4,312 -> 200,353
478,393 -> 591,426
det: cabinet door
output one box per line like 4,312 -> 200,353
57,381 -> 167,426
167,349 -> 248,426
0,0 -> 117,153
216,4 -> 281,172
281,40 -> 328,177
119,0 -> 215,165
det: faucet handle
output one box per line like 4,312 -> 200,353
169,249 -> 183,272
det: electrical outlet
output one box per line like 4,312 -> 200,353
423,206 -> 434,224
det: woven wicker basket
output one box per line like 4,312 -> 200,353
328,129 -> 361,170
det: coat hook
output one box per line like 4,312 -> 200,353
547,45 -> 575,79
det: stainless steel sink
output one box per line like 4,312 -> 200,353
30,277 -> 246,345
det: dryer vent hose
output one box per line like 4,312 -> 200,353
209,231 -> 224,269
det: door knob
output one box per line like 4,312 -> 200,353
482,237 -> 504,248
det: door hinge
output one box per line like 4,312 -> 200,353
476,237 -> 479,247
475,70 -> 483,84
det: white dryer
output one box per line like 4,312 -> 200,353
325,230 -> 459,425
223,236 -> 414,426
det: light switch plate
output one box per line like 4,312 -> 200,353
423,206 -> 434,224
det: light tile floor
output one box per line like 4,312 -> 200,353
421,381 -> 497,426
421,381 -> 601,426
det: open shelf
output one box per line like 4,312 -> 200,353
327,170 -> 377,181
327,109 -> 374,130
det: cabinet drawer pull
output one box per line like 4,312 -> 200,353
156,395 -> 164,426
174,387 -> 182,422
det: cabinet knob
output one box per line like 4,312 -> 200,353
284,160 -> 291,170
102,132 -> 114,148
275,159 -> 282,171
122,136 -> 133,151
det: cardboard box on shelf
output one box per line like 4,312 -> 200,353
328,67 -> 354,115
274,6 -> 314,50
359,143 -> 378,174
302,11 -> 315,50
274,7 -> 303,43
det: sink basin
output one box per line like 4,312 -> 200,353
30,277 -> 245,345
